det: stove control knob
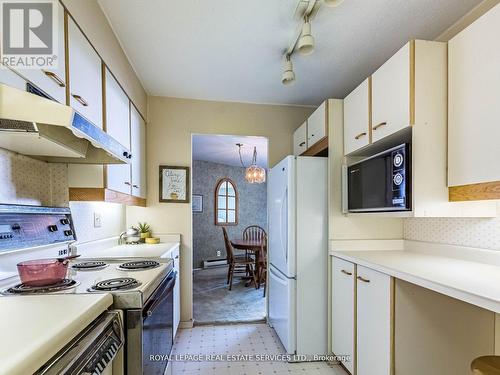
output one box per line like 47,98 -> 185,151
48,225 -> 58,232
64,230 -> 73,236
60,218 -> 70,225
11,223 -> 20,231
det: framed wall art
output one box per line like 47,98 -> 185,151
159,166 -> 190,203
192,194 -> 203,213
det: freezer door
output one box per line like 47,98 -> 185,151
268,265 -> 296,355
268,156 -> 295,277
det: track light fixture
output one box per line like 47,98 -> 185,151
298,17 -> 315,55
281,55 -> 295,85
323,0 -> 344,7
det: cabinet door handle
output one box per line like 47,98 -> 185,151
341,269 -> 352,276
132,184 -> 139,188
372,122 -> 387,131
124,181 -> 131,186
175,255 -> 179,259
71,94 -> 88,106
299,141 -> 306,147
354,132 -> 367,140
43,70 -> 65,87
311,134 -> 315,137
357,276 -> 370,283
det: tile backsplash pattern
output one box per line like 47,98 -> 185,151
0,148 -> 69,206
404,217 -> 500,250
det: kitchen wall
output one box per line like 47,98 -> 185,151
62,0 -> 147,117
404,215 -> 500,251
192,160 -> 267,269
126,96 -> 313,324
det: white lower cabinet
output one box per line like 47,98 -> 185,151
332,257 -> 356,373
172,246 -> 181,338
356,265 -> 393,375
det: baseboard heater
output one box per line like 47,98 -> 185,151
203,259 -> 227,268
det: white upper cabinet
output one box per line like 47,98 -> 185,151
357,266 -> 393,375
105,68 -> 131,195
67,17 -> 103,128
17,2 -> 66,103
448,4 -> 500,196
332,257 -> 356,374
371,42 -> 412,142
0,66 -> 26,91
293,121 -> 307,156
131,105 -> 147,198
307,101 -> 327,147
344,78 -> 370,154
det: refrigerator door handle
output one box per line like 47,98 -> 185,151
279,187 -> 288,265
270,266 -> 288,286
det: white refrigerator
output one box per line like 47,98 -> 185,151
268,155 -> 328,357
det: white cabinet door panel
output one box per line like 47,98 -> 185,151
332,257 -> 355,373
0,66 -> 26,90
307,101 -> 327,147
68,18 -> 103,128
357,265 -> 392,375
293,121 -> 307,155
131,106 -> 146,198
18,2 -> 66,103
372,42 -> 411,142
344,78 -> 370,155
173,246 -> 181,338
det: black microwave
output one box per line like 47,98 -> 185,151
346,143 -> 411,212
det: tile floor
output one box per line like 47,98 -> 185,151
193,267 -> 266,324
171,323 -> 348,375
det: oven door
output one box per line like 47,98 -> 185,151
143,271 -> 176,375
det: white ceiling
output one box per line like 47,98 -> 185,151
192,135 -> 268,168
98,0 -> 482,106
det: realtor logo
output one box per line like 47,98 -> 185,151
1,0 -> 58,69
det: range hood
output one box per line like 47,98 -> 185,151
0,83 -> 129,164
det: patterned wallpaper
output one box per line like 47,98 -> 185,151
404,217 -> 500,251
192,160 -> 267,268
0,148 -> 68,206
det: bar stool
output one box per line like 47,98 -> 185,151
471,356 -> 500,375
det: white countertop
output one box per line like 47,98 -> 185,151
80,241 -> 179,259
0,293 -> 113,375
332,248 -> 500,313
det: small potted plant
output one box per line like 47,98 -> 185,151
135,222 -> 151,243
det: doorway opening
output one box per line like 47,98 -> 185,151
191,134 -> 268,324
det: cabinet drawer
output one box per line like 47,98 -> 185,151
344,78 -> 370,155
67,18 -> 103,128
307,101 -> 327,147
293,121 -> 307,155
372,42 -> 412,143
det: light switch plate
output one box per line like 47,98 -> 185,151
94,212 -> 102,228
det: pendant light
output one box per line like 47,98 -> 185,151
297,17 -> 315,55
237,144 -> 266,184
282,55 -> 295,85
324,0 -> 344,7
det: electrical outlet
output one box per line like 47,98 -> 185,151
216,250 -> 221,257
93,212 -> 102,228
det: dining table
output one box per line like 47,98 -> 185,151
230,238 -> 265,287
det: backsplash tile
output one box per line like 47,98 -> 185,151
0,148 -> 69,206
404,217 -> 500,250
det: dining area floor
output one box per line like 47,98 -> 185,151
193,266 -> 266,324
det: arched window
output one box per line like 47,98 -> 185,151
215,178 -> 238,225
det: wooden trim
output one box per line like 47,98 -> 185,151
449,181 -> 500,201
63,9 -> 70,106
368,76 -> 373,144
354,264 -> 358,375
409,40 -> 416,126
495,314 -> 500,355
390,277 -> 395,375
214,178 -> 239,226
301,136 -> 328,157
69,188 -> 146,207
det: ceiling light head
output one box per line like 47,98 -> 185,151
324,0 -> 344,7
281,55 -> 295,86
297,20 -> 314,56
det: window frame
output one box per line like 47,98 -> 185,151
214,178 -> 238,226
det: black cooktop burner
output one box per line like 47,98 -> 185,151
89,277 -> 141,292
4,279 -> 80,294
118,260 -> 160,271
72,261 -> 108,270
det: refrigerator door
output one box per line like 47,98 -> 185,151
268,156 -> 295,278
268,264 -> 296,355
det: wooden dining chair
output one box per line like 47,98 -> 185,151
258,234 -> 268,297
222,227 -> 257,290
243,225 -> 266,242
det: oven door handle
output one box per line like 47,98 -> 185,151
142,272 -> 176,318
